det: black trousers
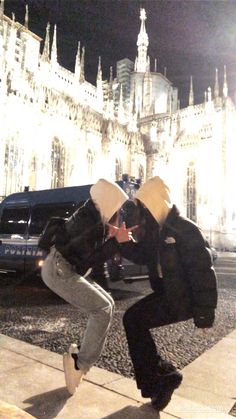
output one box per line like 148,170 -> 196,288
123,291 -> 192,396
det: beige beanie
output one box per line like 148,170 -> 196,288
135,176 -> 172,225
90,179 -> 129,222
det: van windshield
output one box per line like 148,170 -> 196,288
0,206 -> 30,235
29,202 -> 77,236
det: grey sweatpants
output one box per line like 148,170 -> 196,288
41,247 -> 115,372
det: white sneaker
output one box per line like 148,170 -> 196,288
63,343 -> 85,395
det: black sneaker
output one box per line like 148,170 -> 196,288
141,370 -> 182,398
151,371 -> 183,411
151,387 -> 175,411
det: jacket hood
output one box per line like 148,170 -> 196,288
90,178 -> 129,223
135,176 -> 172,225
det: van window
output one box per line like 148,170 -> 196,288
0,206 -> 30,235
29,202 -> 77,236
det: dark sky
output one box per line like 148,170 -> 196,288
4,0 -> 236,107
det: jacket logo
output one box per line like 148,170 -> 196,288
164,236 -> 176,244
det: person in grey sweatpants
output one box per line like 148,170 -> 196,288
41,179 -> 136,395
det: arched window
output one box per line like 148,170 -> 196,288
186,162 -> 196,221
51,138 -> 65,188
87,149 -> 94,178
115,158 -> 122,181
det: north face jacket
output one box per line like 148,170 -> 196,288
121,204 -> 217,328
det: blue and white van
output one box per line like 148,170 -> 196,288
0,179 -> 140,280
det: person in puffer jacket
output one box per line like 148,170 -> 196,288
121,176 -> 218,411
41,178 -> 136,396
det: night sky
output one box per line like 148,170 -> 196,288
3,0 -> 236,107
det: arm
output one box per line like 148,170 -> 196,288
177,220 -> 217,328
119,217 -> 159,265
66,235 -> 121,271
65,218 -> 135,272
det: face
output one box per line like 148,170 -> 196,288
120,199 -> 147,241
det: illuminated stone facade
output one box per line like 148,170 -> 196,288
0,3 -> 146,199
0,1 -> 235,248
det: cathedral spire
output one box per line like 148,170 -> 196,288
105,66 -> 114,119
24,4 -> 29,29
51,24 -> 57,63
207,86 -> 212,102
96,56 -> 103,108
214,68 -> 219,98
189,75 -> 194,106
97,56 -> 102,81
108,66 -> 113,100
223,65 -> 228,98
42,23 -> 50,61
136,8 -> 149,73
74,41 -> 81,79
80,46 -> 85,83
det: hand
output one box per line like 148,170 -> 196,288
107,224 -> 118,239
107,222 -> 138,243
117,222 -> 139,243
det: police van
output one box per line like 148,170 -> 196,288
0,178 -> 140,281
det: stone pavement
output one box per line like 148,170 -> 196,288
0,330 -> 235,419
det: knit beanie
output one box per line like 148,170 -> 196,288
135,176 -> 172,225
90,179 -> 129,222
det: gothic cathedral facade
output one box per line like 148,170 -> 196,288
0,2 -> 235,249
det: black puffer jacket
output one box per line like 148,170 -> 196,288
56,199 -> 120,277
121,205 -> 218,328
